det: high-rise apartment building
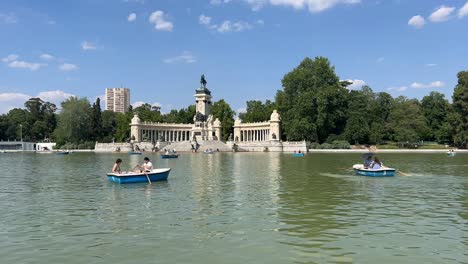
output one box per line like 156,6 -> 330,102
105,88 -> 130,113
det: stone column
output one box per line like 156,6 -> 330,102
270,110 -> 281,141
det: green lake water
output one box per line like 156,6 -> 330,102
0,152 -> 467,263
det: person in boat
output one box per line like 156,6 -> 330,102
370,157 -> 382,169
364,156 -> 373,169
142,157 -> 153,172
112,159 -> 123,174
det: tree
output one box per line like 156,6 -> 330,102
238,100 -> 275,123
276,57 -> 348,142
5,108 -> 31,140
22,98 -> 57,141
343,87 -> 374,144
134,103 -> 163,122
91,98 -> 103,140
101,111 -> 117,143
54,97 -> 93,145
421,91 -> 450,142
115,111 -> 133,142
211,99 -> 235,141
451,71 -> 468,148
387,97 -> 429,144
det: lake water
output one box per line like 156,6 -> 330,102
0,152 -> 467,263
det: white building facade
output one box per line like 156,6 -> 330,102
130,82 -> 222,143
105,88 -> 130,113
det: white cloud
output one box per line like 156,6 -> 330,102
149,10 -> 173,31
132,101 -> 146,108
459,2 -> 468,18
123,0 -> 145,3
0,92 -> 30,102
210,0 -> 233,5
199,15 -> 252,33
8,61 -> 45,71
2,54 -> 19,63
37,90 -> 75,103
164,51 -> 197,64
81,41 -> 97,50
387,86 -> 408,92
2,54 -> 46,71
256,19 -> 265,25
0,13 -> 18,24
244,0 -> 360,12
0,90 -> 74,113
199,14 -> 212,25
344,79 -> 366,90
429,6 -> 455,22
128,13 -> 137,22
377,57 -> 385,63
425,63 -> 437,67
408,15 -> 425,28
39,53 -> 54,60
59,63 -> 78,71
410,81 -> 444,89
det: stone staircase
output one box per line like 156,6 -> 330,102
164,140 -> 232,152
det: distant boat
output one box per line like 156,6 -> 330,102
204,149 -> 214,154
107,168 -> 171,184
353,164 -> 396,177
128,151 -> 143,155
292,153 -> 305,157
161,153 -> 179,159
36,150 -> 53,154
56,151 -> 70,155
447,151 -> 456,156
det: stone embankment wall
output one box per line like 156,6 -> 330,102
94,143 -> 133,152
236,141 -> 307,152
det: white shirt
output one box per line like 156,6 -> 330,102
143,161 -> 153,171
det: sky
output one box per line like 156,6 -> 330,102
1,0 -> 467,114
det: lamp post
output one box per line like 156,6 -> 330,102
19,124 -> 23,151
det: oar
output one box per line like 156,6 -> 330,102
398,170 -> 410,176
144,171 -> 152,184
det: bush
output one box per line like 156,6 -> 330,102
58,141 -> 95,150
331,140 -> 351,149
309,142 -> 320,149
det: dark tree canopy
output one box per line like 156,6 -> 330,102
275,57 -> 348,142
211,99 -> 235,141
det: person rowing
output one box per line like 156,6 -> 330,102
364,155 -> 373,169
112,158 -> 123,174
132,157 -> 153,173
370,157 -> 383,169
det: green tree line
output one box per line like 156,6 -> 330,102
0,57 -> 466,148
239,57 -> 468,148
0,97 -> 236,148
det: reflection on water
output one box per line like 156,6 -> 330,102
0,152 -> 466,263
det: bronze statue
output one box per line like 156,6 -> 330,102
200,74 -> 207,88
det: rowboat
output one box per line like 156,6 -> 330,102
204,150 -> 214,154
56,151 -> 70,155
128,151 -> 143,155
352,164 -> 396,177
107,168 -> 171,184
292,153 -> 305,157
447,151 -> 456,156
161,154 -> 179,159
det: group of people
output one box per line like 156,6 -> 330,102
363,155 -> 383,169
112,157 -> 153,174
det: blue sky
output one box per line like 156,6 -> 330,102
1,0 -> 467,114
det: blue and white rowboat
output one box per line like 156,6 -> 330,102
161,154 -> 179,159
292,153 -> 305,157
353,164 -> 396,177
107,168 -> 171,184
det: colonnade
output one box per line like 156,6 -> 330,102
139,129 -> 191,142
239,129 -> 270,142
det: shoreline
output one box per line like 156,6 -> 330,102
308,149 -> 467,153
